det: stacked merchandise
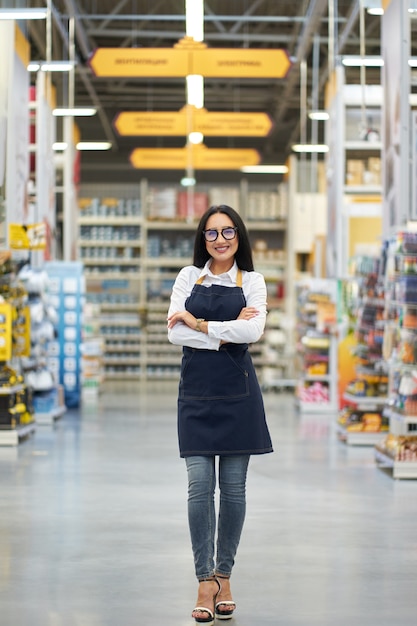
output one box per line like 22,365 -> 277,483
375,233 -> 417,478
80,302 -> 104,401
0,253 -> 35,445
259,309 -> 295,390
295,279 -> 338,413
18,265 -> 66,424
338,255 -> 389,444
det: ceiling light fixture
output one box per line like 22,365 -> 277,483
186,0 -> 204,42
181,176 -> 196,187
53,107 -> 97,117
53,142 -> 68,151
76,142 -> 112,151
364,0 -> 383,14
292,144 -> 329,153
186,74 -> 204,109
240,165 -> 288,174
0,8 -> 48,20
342,56 -> 383,67
188,131 -> 204,144
28,60 -> 76,72
308,110 -> 329,121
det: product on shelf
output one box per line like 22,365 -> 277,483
295,279 -> 338,412
377,434 -> 417,462
338,405 -> 388,432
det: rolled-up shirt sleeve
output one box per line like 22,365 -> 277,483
168,267 -> 267,350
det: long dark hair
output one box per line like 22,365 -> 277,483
193,205 -> 254,271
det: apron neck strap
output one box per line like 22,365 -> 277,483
196,268 -> 242,286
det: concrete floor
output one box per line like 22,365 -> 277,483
1,385 -> 417,626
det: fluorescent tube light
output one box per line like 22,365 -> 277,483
186,74 -> 204,109
186,0 -> 204,42
188,131 -> 204,144
53,142 -> 68,151
367,8 -> 384,15
292,144 -> 329,153
342,56 -> 383,67
29,61 -> 76,72
181,176 -> 196,187
240,165 -> 288,174
41,61 -> 75,72
53,107 -> 97,117
409,58 -> 417,67
308,110 -> 329,121
0,8 -> 48,20
76,142 -> 112,151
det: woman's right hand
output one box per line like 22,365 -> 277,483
237,306 -> 259,321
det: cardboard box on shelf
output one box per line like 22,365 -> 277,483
346,159 -> 365,186
177,191 -> 209,219
147,188 -> 177,219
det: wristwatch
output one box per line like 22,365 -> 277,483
195,318 -> 205,332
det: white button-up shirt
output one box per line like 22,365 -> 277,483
167,260 -> 267,351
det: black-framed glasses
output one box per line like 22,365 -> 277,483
203,227 -> 238,242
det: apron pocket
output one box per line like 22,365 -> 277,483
180,349 -> 249,400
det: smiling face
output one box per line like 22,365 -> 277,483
204,212 -> 239,274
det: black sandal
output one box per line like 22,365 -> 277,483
192,577 -> 221,625
215,575 -> 236,620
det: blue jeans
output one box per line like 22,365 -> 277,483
185,455 -> 250,581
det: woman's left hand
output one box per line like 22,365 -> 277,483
167,310 -> 197,330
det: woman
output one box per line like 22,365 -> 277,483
167,205 -> 273,625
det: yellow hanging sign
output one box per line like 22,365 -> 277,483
193,48 -> 292,78
89,38 -> 292,79
9,223 -> 47,250
130,144 -> 260,170
115,107 -> 273,137
89,47 -> 190,77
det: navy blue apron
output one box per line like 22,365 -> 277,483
177,269 -> 273,457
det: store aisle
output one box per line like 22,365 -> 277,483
1,385 -> 417,626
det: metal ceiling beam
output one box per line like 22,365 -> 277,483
263,0 -> 329,157
59,0 -> 117,147
85,28 -> 304,44
284,0 -> 365,154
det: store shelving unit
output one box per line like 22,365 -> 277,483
326,66 -> 382,279
337,256 -> 389,445
0,384 -> 36,446
77,185 -> 144,381
373,233 -> 417,478
78,179 -> 292,383
295,278 -> 338,414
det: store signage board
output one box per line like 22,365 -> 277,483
193,48 -> 291,79
9,223 -> 46,249
114,107 -> 273,137
89,38 -> 292,79
89,47 -> 189,78
130,144 -> 260,170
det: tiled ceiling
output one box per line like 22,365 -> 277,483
24,1 -> 397,184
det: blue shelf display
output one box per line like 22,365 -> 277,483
45,262 -> 84,408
